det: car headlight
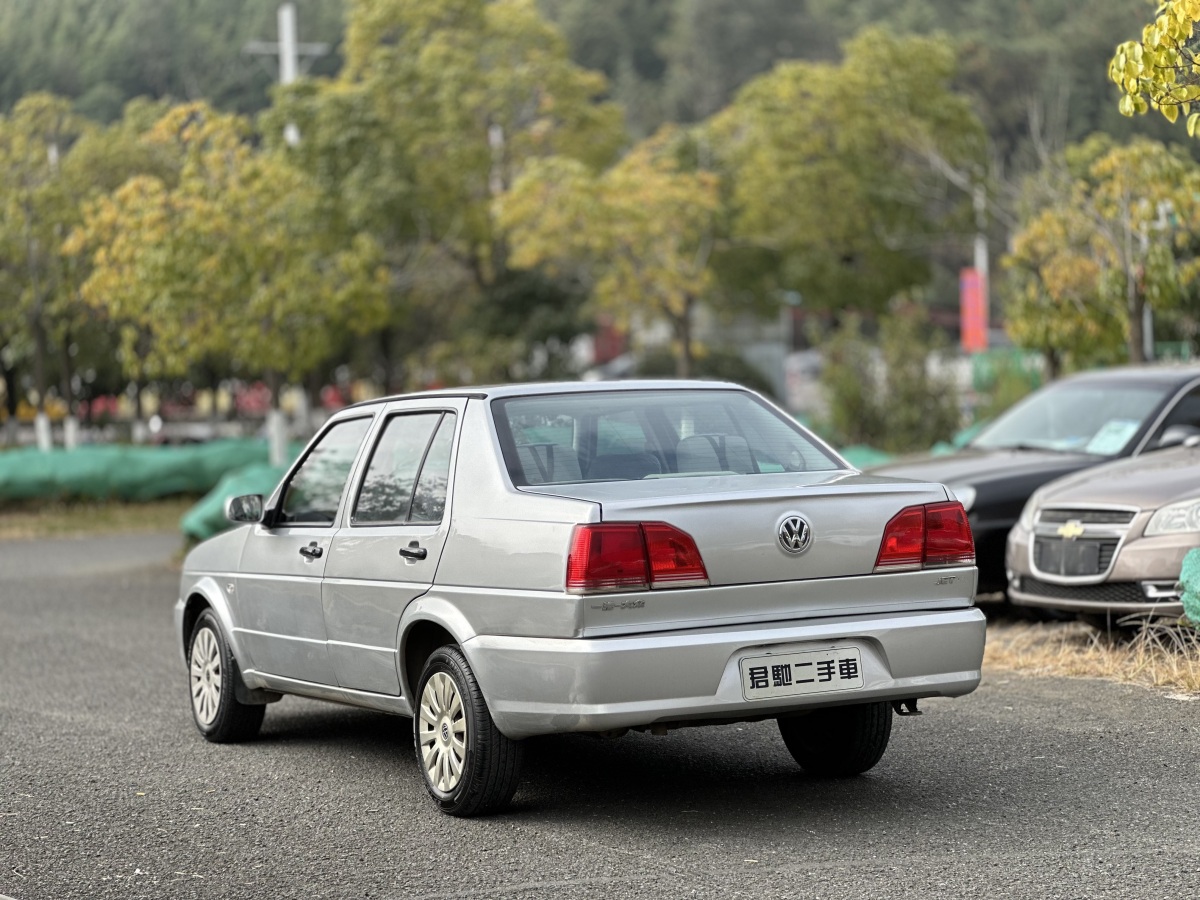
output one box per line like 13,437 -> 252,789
1017,490 -> 1042,531
1145,499 -> 1200,536
948,484 -> 976,513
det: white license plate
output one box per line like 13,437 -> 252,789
739,647 -> 864,701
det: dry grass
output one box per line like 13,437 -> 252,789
0,496 -> 196,540
986,617 -> 1200,694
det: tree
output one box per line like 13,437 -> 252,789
265,0 -> 626,389
817,306 -> 961,454
709,28 -> 987,316
1110,0 -> 1200,134
0,93 -> 87,433
498,128 -> 720,376
1002,136 -> 1200,372
68,103 -> 389,403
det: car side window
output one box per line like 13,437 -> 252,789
1152,386 -> 1200,440
278,416 -> 373,526
410,414 -> 457,523
353,412 -> 455,525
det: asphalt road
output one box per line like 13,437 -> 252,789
1,534 -> 1198,900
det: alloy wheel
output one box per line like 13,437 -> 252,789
190,626 -> 222,726
418,671 -> 467,793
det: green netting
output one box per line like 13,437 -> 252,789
0,439 -> 273,503
1179,548 -> 1200,625
179,462 -> 290,542
838,445 -> 894,469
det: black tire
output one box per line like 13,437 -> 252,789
187,610 -> 265,743
413,646 -> 522,817
778,701 -> 892,776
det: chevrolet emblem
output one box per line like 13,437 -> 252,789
1056,520 -> 1086,540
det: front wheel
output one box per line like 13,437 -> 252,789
187,610 -> 265,743
778,701 -> 892,776
414,646 -> 522,817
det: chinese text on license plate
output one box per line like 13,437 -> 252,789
740,647 -> 864,701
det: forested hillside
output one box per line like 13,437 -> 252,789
0,0 -> 343,121
540,0 -> 1187,166
0,0 -> 1184,167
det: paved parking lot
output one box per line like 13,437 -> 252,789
1,534 -> 1198,899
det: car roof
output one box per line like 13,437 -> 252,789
340,379 -> 751,411
1059,364 -> 1200,388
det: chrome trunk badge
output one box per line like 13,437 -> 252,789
778,515 -> 813,554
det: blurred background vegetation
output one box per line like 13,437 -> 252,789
2,0 -> 1199,455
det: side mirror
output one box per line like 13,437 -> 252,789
1156,425 -> 1200,450
225,494 -> 265,524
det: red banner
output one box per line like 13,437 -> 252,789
960,268 -> 988,353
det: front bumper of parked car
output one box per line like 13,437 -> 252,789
464,607 -> 986,739
1006,524 -> 1187,617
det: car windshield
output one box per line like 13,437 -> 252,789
493,389 -> 843,486
970,382 -> 1167,455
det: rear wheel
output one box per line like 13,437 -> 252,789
778,701 -> 892,776
414,646 -> 522,817
187,610 -> 265,743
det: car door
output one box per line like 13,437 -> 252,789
234,414 -> 374,685
321,400 -> 464,695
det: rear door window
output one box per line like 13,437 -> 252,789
353,412 -> 457,525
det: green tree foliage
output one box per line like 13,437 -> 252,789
67,103 -> 388,390
710,28 -> 986,314
660,0 -> 838,125
0,0 -> 344,121
0,93 -> 103,412
266,0 -> 625,388
818,307 -> 961,454
1003,136 -> 1200,375
498,128 -> 720,376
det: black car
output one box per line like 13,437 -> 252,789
871,366 -> 1200,594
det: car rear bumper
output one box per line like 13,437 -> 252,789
464,607 -> 986,739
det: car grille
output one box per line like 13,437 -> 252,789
1019,578 -> 1148,605
1038,508 -> 1136,526
1032,537 -> 1119,576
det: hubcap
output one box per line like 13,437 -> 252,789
189,626 -> 222,726
418,671 -> 467,794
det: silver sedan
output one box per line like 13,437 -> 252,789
176,381 -> 985,816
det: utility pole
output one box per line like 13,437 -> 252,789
243,3 -> 329,463
244,3 -> 329,147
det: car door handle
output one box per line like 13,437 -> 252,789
399,541 -> 428,561
299,542 -> 323,561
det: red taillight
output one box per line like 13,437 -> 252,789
924,501 -> 975,567
874,506 -> 925,571
566,522 -> 709,594
567,524 -> 648,592
642,523 -> 709,587
874,501 -> 974,572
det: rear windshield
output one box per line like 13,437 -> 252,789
493,389 -> 843,486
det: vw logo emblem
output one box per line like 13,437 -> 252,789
778,515 -> 813,554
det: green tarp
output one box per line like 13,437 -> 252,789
1178,548 -> 1200,625
0,439 -> 275,503
179,462 -> 290,542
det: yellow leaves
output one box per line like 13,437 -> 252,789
1112,1 -> 1200,131
498,128 -> 719,331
